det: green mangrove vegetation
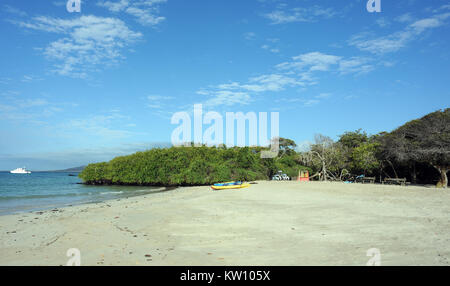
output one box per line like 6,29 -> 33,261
79,144 -> 310,186
79,109 -> 449,187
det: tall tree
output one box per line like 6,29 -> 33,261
380,109 -> 450,188
338,129 -> 369,149
278,137 -> 297,156
338,129 -> 380,176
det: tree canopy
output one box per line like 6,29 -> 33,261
79,109 -> 449,188
379,109 -> 450,187
79,145 -> 310,186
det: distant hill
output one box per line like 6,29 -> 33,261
50,166 -> 86,173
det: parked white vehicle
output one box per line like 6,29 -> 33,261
272,174 -> 282,180
272,171 -> 290,181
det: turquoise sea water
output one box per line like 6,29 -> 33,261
0,172 -> 164,215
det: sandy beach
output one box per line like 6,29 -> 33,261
0,181 -> 449,266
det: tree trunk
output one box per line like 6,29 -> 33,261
433,165 -> 448,188
411,162 -> 417,184
387,160 -> 398,178
322,161 -> 327,182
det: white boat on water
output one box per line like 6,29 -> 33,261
10,167 -> 31,174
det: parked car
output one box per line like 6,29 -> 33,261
272,171 -> 290,181
272,174 -> 282,180
281,174 -> 290,180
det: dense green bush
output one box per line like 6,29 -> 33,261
79,146 -> 308,186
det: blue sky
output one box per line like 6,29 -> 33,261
0,0 -> 449,170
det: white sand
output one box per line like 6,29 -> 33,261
0,181 -> 449,266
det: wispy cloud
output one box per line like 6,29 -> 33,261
3,4 -> 27,17
395,13 -> 414,23
97,0 -> 130,12
264,5 -> 336,25
303,99 -> 320,106
202,90 -> 252,109
281,93 -> 331,107
243,32 -> 256,40
52,1 -> 68,7
21,75 -> 43,83
376,17 -> 390,28
261,44 -> 279,54
0,95 -> 72,122
147,95 -> 174,109
338,57 -> 374,75
315,93 -> 332,99
276,52 -> 373,76
197,51 -> 376,109
14,15 -> 142,78
0,77 -> 12,85
61,109 -> 136,139
97,0 -> 167,26
349,11 -> 450,55
282,52 -> 342,72
214,73 -> 306,94
433,4 -> 450,13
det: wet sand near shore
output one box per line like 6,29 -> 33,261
0,181 -> 449,266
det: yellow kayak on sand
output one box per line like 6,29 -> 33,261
211,182 -> 250,190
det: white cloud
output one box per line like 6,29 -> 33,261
338,57 -> 374,75
283,96 -> 323,107
147,95 -> 175,110
196,90 -> 210,96
198,74 -> 302,109
17,98 -> 49,108
0,104 -> 16,113
125,6 -> 165,26
147,95 -> 174,101
261,44 -> 279,53
195,28 -> 394,109
0,78 -> 13,85
98,0 -> 130,12
97,0 -> 167,26
203,90 -> 252,108
395,13 -> 414,23
315,93 -> 332,99
292,52 -> 341,71
349,31 -> 411,55
243,32 -> 256,40
303,99 -> 320,106
0,95 -> 72,122
376,17 -> 390,28
21,75 -> 43,83
197,50 -> 377,109
62,110 -> 135,139
244,74 -> 303,92
15,15 -> 142,78
410,17 -> 443,33
433,4 -> 450,13
52,1 -> 68,7
349,12 -> 450,55
264,5 -> 336,24
277,52 -> 376,77
214,73 -> 305,94
146,95 -> 176,118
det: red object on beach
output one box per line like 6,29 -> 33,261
297,170 -> 310,182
